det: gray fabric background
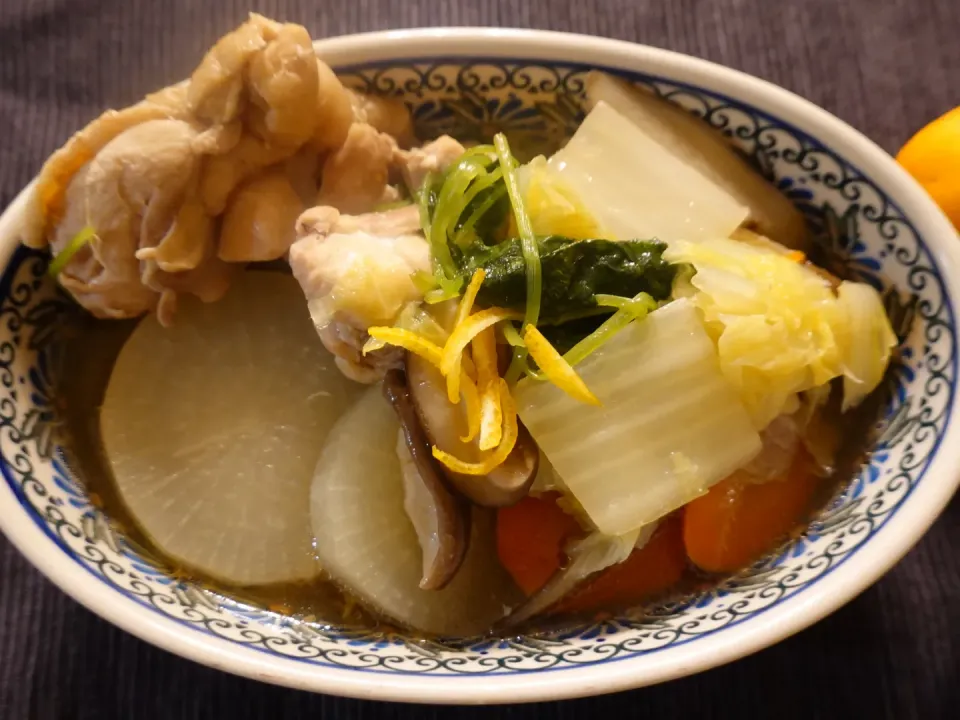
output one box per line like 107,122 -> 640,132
1,0 -> 958,717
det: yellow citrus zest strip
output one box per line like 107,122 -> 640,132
446,269 -> 487,403
459,372 -> 481,443
455,269 -> 486,326
440,307 -> 521,382
433,379 -> 518,475
461,353 -> 478,381
365,327 -> 443,367
472,325 -> 502,450
523,324 -> 601,406
445,347 -> 467,404
365,327 -> 480,442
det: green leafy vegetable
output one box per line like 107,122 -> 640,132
433,156 -> 489,252
466,236 -> 675,323
537,314 -> 611,356
413,138 -> 679,383
500,321 -> 526,348
421,146 -> 508,245
494,133 -> 542,383
424,278 -> 465,305
452,146 -> 511,245
499,321 -> 544,379
595,293 -> 654,312
494,134 -> 541,329
416,147 -> 511,293
452,174 -> 507,247
417,171 -> 459,282
48,225 -> 96,278
524,292 -> 657,377
564,291 -> 656,366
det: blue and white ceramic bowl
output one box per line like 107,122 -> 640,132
1,29 -> 958,704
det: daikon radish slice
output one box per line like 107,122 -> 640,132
101,271 -> 361,586
310,387 -> 522,636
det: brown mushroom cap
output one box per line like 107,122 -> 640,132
382,369 -> 470,591
406,353 -> 539,507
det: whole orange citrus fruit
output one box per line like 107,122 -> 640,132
897,106 -> 960,231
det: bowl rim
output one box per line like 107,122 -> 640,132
1,26 -> 959,705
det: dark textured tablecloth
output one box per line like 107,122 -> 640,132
1,0 -> 958,717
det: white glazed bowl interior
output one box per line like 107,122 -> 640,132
0,29 -> 958,704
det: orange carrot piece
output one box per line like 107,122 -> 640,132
683,450 -> 823,574
496,493 -> 583,596
554,515 -> 687,615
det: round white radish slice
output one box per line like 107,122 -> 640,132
101,271 -> 361,586
311,387 -> 522,636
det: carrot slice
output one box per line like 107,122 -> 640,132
683,450 -> 823,573
496,493 -> 583,596
554,515 -> 687,615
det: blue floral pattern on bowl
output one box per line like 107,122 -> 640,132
0,59 -> 953,676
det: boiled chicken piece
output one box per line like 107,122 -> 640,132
27,12 -> 421,326
218,168 -> 304,262
186,14 -> 278,125
316,123 -> 400,214
145,242 -> 238,328
282,147 -> 322,205
197,134 -> 292,215
51,118 -> 236,323
187,13 -> 318,149
239,23 -> 319,147
289,204 -> 429,382
190,15 -> 324,214
310,60 -> 356,152
198,58 -> 359,215
21,82 -> 192,249
294,203 -> 422,253
321,203 -> 421,236
348,90 -> 415,148
394,135 -> 466,193
316,323 -> 399,384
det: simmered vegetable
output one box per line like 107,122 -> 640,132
310,387 -> 522,635
496,494 -> 685,624
405,353 -> 539,506
496,493 -> 583,596
585,72 -> 809,250
556,515 -> 687,616
518,156 -> 601,239
545,101 -> 749,243
504,526 -> 649,625
384,369 -> 471,590
101,271 -> 361,586
516,299 -> 762,536
683,449 -> 823,573
665,237 -> 897,428
467,236 -> 676,323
